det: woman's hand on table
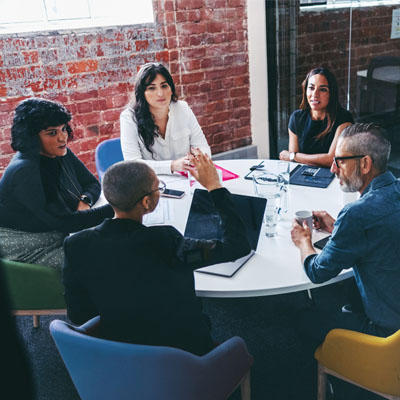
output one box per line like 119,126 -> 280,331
279,150 -> 290,161
171,156 -> 192,173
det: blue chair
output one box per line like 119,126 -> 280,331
50,317 -> 253,400
95,138 -> 123,181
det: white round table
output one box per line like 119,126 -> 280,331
161,159 -> 355,298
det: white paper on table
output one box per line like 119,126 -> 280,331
143,198 -> 174,225
158,174 -> 190,192
159,174 -> 187,185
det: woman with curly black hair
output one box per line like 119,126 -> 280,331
0,98 -> 114,269
120,63 -> 210,175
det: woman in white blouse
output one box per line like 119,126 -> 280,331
120,63 -> 211,175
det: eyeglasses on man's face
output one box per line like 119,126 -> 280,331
333,155 -> 365,169
134,180 -> 166,205
143,180 -> 166,197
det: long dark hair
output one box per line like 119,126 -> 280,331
130,63 -> 178,155
11,98 -> 73,154
299,67 -> 339,140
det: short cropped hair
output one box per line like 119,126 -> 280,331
11,98 -> 73,154
340,123 -> 391,173
103,160 -> 155,212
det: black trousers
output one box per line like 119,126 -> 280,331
299,278 -> 396,349
299,307 -> 395,349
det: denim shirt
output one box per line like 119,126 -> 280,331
304,171 -> 400,331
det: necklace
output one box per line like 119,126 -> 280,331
58,158 -> 82,203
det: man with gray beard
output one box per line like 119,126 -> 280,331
291,123 -> 400,344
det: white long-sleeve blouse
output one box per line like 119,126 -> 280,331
120,100 -> 211,175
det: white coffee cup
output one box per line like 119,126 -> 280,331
295,210 -> 313,234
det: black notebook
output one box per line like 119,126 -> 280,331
289,165 -> 335,188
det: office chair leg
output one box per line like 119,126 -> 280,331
33,315 -> 40,328
317,363 -> 327,400
240,371 -> 251,400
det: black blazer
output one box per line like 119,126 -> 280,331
63,188 -> 251,356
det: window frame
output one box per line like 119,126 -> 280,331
0,0 -> 154,35
300,0 -> 400,10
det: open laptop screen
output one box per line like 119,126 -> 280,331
184,189 -> 266,251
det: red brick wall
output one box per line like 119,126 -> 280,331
297,4 -> 400,113
0,0 -> 250,176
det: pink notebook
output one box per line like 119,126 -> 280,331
178,164 -> 239,182
214,164 -> 239,181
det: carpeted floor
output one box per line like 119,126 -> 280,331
15,279 -> 386,400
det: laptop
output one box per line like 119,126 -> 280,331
184,189 -> 266,277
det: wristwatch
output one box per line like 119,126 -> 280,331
80,195 -> 93,208
289,152 -> 296,162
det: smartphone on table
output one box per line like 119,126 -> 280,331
313,236 -> 330,250
161,188 -> 185,199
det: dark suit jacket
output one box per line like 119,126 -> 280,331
63,188 -> 251,356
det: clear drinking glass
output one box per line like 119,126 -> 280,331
277,161 -> 290,214
253,172 -> 281,237
264,207 -> 279,237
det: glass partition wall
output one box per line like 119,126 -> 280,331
267,0 -> 400,169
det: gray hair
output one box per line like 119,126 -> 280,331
103,160 -> 155,212
339,123 -> 391,173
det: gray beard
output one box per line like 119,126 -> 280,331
337,169 -> 363,193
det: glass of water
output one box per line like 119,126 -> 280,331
253,172 -> 281,237
277,161 -> 290,214
264,206 -> 279,237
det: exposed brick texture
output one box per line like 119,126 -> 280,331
297,5 -> 400,114
0,0 -> 250,176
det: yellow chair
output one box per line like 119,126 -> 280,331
315,328 -> 400,400
2,259 -> 66,328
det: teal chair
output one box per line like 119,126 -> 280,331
2,259 -> 66,327
50,316 -> 253,400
